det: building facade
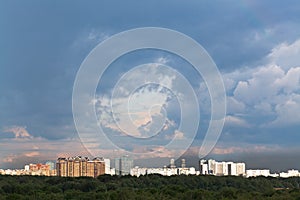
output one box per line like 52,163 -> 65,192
246,169 -> 270,177
200,159 -> 246,176
115,155 -> 133,176
56,156 -> 106,178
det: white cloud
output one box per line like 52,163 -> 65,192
155,57 -> 169,65
227,97 -> 246,114
164,130 -> 185,140
268,94 -> 300,127
274,67 -> 300,94
24,151 -> 40,157
268,39 -> 300,70
233,65 -> 284,105
95,63 -> 183,138
3,126 -> 33,139
71,29 -> 111,50
96,84 -> 175,138
87,29 -> 110,43
221,38 -> 300,128
225,115 -> 250,128
231,65 -> 300,126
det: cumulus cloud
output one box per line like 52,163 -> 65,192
268,39 -> 300,70
230,65 -> 300,127
223,38 -> 300,129
94,63 -> 184,138
233,65 -> 284,106
95,84 -> 176,138
226,97 -> 246,114
268,94 -> 300,127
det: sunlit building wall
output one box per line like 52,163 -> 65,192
56,156 -> 106,178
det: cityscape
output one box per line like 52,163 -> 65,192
2,0 -> 300,199
1,156 -> 300,179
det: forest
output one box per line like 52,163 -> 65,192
1,174 -> 300,199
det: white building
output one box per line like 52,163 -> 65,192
103,158 -> 111,174
279,169 -> 300,178
130,166 -> 148,177
130,166 -> 198,177
24,165 -> 30,171
246,169 -> 270,177
200,159 -> 245,176
178,167 -> 196,175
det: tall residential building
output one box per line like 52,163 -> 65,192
104,158 -> 111,174
200,159 -> 245,176
170,158 -> 176,169
56,156 -> 106,178
181,159 -> 186,168
115,155 -> 133,176
56,158 -> 68,177
93,157 -> 106,177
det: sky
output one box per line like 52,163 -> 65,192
1,0 -> 300,171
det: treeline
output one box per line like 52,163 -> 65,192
1,174 -> 300,199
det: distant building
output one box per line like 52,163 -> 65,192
104,158 -> 111,174
115,155 -> 133,176
56,157 -> 68,177
130,166 -> 197,177
46,161 -> 55,170
246,169 -> 270,177
200,159 -> 245,176
24,165 -> 30,171
56,156 -> 106,178
279,169 -> 299,178
181,159 -> 186,168
170,159 -> 176,169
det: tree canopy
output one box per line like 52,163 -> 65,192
0,174 -> 300,199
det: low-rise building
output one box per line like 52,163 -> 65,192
246,169 -> 270,177
280,169 -> 300,178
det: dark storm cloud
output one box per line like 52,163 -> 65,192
1,0 -> 300,169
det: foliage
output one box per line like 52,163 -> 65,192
0,174 -> 300,199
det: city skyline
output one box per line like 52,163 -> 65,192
2,156 -> 300,179
1,1 -> 300,171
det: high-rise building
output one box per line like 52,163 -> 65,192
181,159 -> 186,168
93,157 -> 106,177
115,155 -> 133,176
200,159 -> 245,176
170,158 -> 176,169
56,158 -> 68,177
56,156 -> 106,178
104,158 -> 111,174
